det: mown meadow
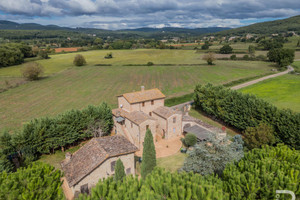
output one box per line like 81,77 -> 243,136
0,49 -> 276,131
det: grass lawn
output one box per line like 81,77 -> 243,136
157,151 -> 187,172
0,59 -> 275,131
240,74 -> 300,112
189,108 -> 240,137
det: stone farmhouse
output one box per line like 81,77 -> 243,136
61,135 -> 138,198
112,86 -> 182,149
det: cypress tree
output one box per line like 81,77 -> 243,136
141,129 -> 156,179
114,159 -> 126,182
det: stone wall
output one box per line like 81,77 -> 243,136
71,153 -> 135,194
166,113 -> 182,139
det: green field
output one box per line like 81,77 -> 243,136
240,74 -> 300,112
0,49 -> 277,131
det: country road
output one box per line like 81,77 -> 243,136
171,66 -> 294,110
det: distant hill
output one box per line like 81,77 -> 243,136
0,20 -> 229,36
214,15 -> 300,36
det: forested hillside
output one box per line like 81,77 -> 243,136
215,15 -> 300,36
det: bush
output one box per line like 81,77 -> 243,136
243,122 -> 276,149
21,62 -> 44,81
147,61 -> 154,66
0,162 -> 63,200
73,54 -> 86,66
193,84 -> 300,149
219,44 -> 233,54
182,135 -> 244,176
104,52 -> 113,59
201,43 -> 209,50
267,48 -> 295,67
38,50 -> 49,59
202,52 -> 216,65
183,133 -> 197,147
242,54 -> 249,60
256,54 -> 267,61
230,54 -> 237,60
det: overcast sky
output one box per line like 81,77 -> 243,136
0,0 -> 300,30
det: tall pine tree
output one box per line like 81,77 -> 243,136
141,129 -> 156,179
114,159 -> 126,182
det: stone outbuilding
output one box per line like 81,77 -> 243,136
61,135 -> 138,198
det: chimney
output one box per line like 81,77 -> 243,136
65,152 -> 72,161
141,86 -> 145,92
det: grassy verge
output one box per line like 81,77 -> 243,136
223,72 -> 275,87
189,108 -> 240,137
157,152 -> 187,172
165,93 -> 194,107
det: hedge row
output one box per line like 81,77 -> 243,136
194,84 -> 300,149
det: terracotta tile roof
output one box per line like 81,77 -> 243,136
61,135 -> 138,187
112,108 -> 156,125
153,106 -> 177,119
122,88 -> 166,104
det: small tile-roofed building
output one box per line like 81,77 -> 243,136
61,135 -> 138,198
112,86 -> 183,148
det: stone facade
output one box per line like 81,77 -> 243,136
113,87 -> 183,149
72,153 -> 135,194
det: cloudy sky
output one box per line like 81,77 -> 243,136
0,0 -> 300,30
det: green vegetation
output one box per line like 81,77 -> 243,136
21,62 -> 44,80
0,103 -> 113,172
0,162 -> 63,200
267,48 -> 295,67
215,15 -> 300,35
182,133 -> 197,147
73,54 -> 87,66
202,52 -> 216,65
77,167 -> 228,200
240,74 -> 300,112
182,135 -> 244,175
243,122 -> 276,150
141,129 -> 156,179
194,84 -> 300,149
114,159 -> 126,182
0,43 -> 33,67
219,44 -> 233,54
223,144 -> 300,199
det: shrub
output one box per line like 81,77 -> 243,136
219,44 -> 233,54
242,54 -> 249,60
104,52 -> 113,59
183,133 -> 197,147
230,54 -> 237,60
21,62 -> 44,81
0,162 -> 63,200
256,54 -> 267,61
202,52 -> 216,65
182,135 -> 244,176
73,54 -> 86,66
141,129 -> 156,179
243,122 -> 276,149
147,61 -> 154,66
38,50 -> 49,59
201,43 -> 209,50
193,84 -> 300,149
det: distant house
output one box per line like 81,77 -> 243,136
112,86 -> 182,149
61,135 -> 138,198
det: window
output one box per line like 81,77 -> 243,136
126,168 -> 131,174
173,117 -> 176,123
111,161 -> 116,172
142,102 -> 145,107
151,100 -> 154,105
173,128 -> 176,133
80,184 -> 89,194
149,112 -> 152,116
146,125 -> 149,130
